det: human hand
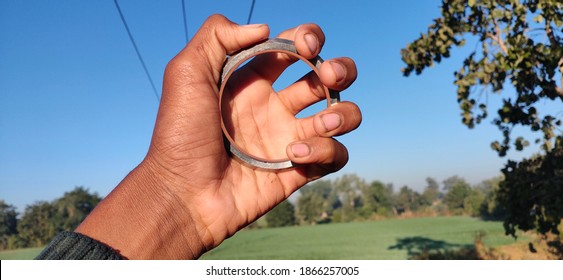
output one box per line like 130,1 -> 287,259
76,15 -> 361,259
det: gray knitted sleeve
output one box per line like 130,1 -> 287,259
35,231 -> 123,260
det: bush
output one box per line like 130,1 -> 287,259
266,200 -> 296,228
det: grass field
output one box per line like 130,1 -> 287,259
201,216 -> 516,259
0,216 -> 518,260
0,247 -> 43,260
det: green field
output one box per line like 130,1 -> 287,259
0,216 -> 517,260
202,216 -> 515,259
0,247 -> 43,260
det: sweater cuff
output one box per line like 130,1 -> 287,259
35,231 -> 123,260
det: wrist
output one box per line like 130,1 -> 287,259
76,160 -> 206,259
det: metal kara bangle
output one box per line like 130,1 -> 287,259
218,38 -> 340,170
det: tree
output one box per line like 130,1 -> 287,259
332,174 -> 366,222
402,0 -> 563,250
52,186 -> 101,232
297,180 -> 337,224
265,200 -> 296,228
394,186 -> 423,213
0,200 -> 18,250
476,176 -> 507,219
402,0 -> 563,156
17,201 -> 57,248
443,176 -> 465,192
497,140 -> 562,258
359,180 -> 394,217
443,179 -> 473,214
421,177 -> 441,206
1,187 -> 101,250
463,188 -> 486,217
497,139 -> 563,238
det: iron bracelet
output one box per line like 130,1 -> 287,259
218,38 -> 340,169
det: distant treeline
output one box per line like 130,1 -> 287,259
262,174 -> 506,229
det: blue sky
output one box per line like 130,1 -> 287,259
0,0 -> 539,212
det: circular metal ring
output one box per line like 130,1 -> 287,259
219,38 -> 340,169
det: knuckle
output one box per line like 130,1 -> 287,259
165,56 -> 190,78
204,14 -> 229,26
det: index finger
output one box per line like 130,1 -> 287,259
233,23 -> 326,85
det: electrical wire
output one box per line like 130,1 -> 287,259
113,0 -> 160,102
181,0 -> 189,43
247,0 -> 256,24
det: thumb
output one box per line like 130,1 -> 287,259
163,15 -> 270,97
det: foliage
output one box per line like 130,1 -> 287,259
402,0 -> 563,156
442,175 -> 466,192
297,180 -> 338,223
476,176 -> 507,219
421,177 -> 441,206
265,200 -> 296,228
332,174 -> 366,222
443,179 -> 473,213
1,186 -> 101,250
16,201 -> 57,248
464,188 -> 486,216
439,177 -> 487,216
394,186 -> 424,213
294,174 -> 507,223
297,180 -> 337,224
402,0 -> 562,250
0,200 -> 19,250
497,137 -> 563,238
52,186 -> 101,232
0,200 -> 18,236
297,175 -> 396,223
359,180 -> 394,217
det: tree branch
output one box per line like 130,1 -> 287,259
496,25 -> 509,55
486,20 -> 509,55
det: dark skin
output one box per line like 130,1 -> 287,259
75,15 -> 361,259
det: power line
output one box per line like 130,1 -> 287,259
113,0 -> 160,102
247,0 -> 256,24
181,0 -> 189,43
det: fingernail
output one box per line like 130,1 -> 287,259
321,113 -> 342,132
291,143 -> 311,158
304,33 -> 318,54
242,23 -> 266,29
330,61 -> 346,84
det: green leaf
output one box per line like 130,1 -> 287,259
492,9 -> 503,19
491,141 -> 502,152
